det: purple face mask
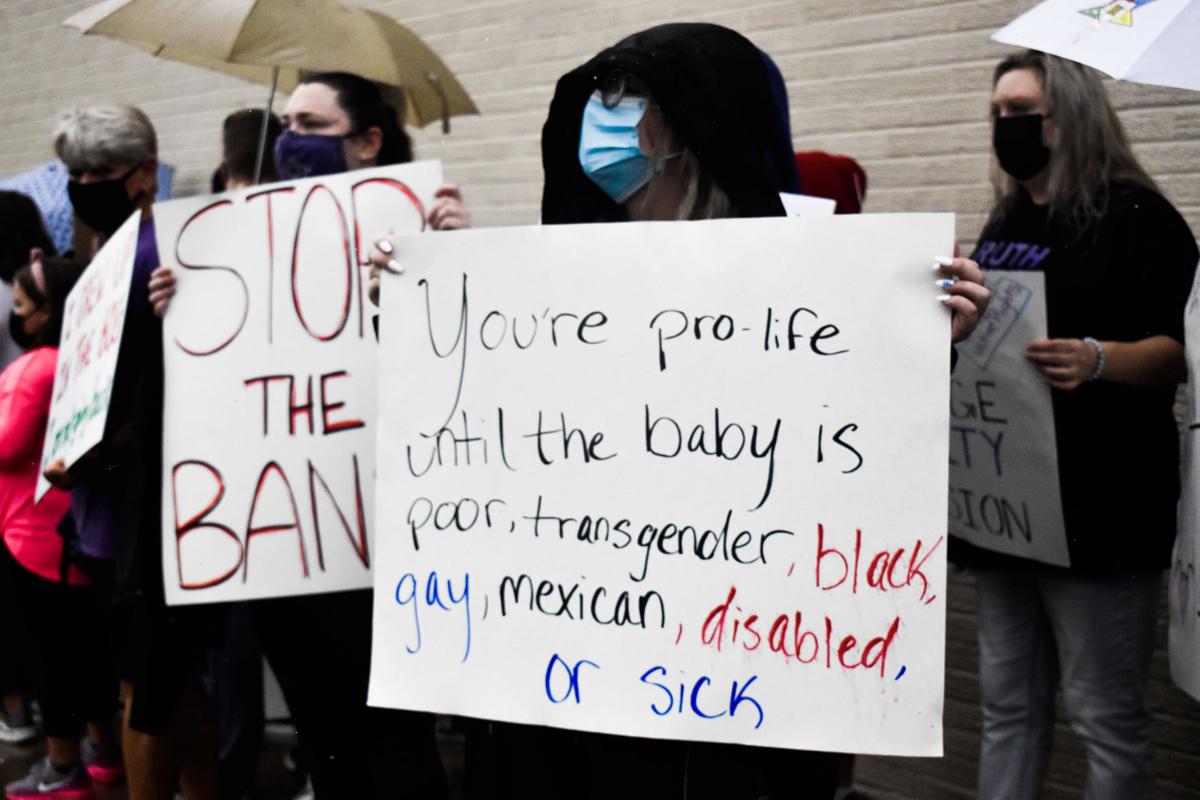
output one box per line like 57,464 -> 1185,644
274,130 -> 349,180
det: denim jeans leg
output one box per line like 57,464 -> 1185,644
975,569 -> 1058,800
1041,573 -> 1159,800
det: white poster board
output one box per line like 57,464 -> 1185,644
1170,265 -> 1200,702
36,211 -> 141,501
369,215 -> 953,755
157,162 -> 443,605
779,192 -> 836,217
948,271 -> 1069,567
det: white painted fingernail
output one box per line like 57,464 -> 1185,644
378,239 -> 393,255
935,279 -> 956,288
935,256 -> 954,266
937,294 -> 952,303
386,258 -> 404,275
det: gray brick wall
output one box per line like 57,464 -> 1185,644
2,1 -> 1197,796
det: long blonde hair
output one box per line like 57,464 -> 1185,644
988,50 -> 1156,230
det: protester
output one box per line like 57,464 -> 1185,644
44,104 -> 220,800
212,108 -> 282,192
149,72 -> 467,799
0,255 -> 124,799
0,190 -> 58,744
372,22 -> 990,799
0,191 -> 58,370
951,50 -> 1199,799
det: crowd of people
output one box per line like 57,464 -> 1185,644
0,19 -> 1194,800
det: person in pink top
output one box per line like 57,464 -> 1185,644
0,255 -> 123,800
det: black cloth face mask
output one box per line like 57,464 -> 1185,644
993,114 -> 1051,181
8,311 -> 36,350
67,164 -> 143,236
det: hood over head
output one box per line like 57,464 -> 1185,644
541,22 -> 786,224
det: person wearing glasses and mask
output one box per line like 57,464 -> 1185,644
951,51 -> 1198,800
372,22 -> 990,799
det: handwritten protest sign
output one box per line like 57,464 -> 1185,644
1170,265 -> 1200,702
36,211 -> 141,501
156,162 -> 443,604
369,215 -> 952,755
948,271 -> 1069,567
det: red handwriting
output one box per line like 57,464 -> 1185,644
700,586 -> 901,677
814,524 -> 942,605
173,178 -> 425,355
242,371 -> 365,437
172,455 -> 369,590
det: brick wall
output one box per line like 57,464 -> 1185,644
2,1 -> 1198,796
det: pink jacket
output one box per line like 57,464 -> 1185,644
0,347 -> 87,585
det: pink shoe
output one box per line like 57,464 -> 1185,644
82,739 -> 123,784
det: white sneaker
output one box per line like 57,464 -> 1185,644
0,709 -> 38,744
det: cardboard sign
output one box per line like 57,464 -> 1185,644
156,162 -> 443,604
369,215 -> 953,756
36,211 -> 141,501
948,271 -> 1070,567
1170,263 -> 1200,702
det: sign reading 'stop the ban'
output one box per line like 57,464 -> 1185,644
155,162 -> 443,604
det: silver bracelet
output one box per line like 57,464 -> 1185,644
1083,336 -> 1105,381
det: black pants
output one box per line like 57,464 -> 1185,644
469,724 -> 840,800
0,543 -> 116,738
204,602 -> 264,800
250,589 -> 448,799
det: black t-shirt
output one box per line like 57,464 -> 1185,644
951,182 -> 1198,576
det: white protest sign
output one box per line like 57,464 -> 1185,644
369,215 -> 952,756
36,211 -> 141,501
156,161 -> 443,604
948,271 -> 1069,567
1170,264 -> 1200,702
779,192 -> 836,217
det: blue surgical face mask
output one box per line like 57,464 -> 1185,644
578,90 -> 654,204
274,130 -> 349,180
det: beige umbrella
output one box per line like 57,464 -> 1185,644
65,0 -> 479,178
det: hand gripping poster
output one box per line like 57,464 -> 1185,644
1170,264 -> 1200,702
156,162 -> 443,604
369,214 -> 953,755
948,270 -> 1070,567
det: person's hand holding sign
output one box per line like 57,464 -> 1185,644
149,265 -> 176,318
935,253 -> 990,343
368,184 -> 470,305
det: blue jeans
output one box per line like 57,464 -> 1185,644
974,569 -> 1159,800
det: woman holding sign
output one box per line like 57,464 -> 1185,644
957,51 -> 1199,799
0,256 -> 124,799
150,72 -> 466,799
372,22 -> 990,799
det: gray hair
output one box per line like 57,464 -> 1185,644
54,105 -> 157,173
988,50 -> 1156,230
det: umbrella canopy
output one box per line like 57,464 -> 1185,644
64,0 -> 479,129
992,0 -> 1200,92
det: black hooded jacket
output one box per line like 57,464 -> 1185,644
541,23 -> 786,224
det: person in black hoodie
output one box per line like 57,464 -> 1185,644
373,22 -> 990,799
